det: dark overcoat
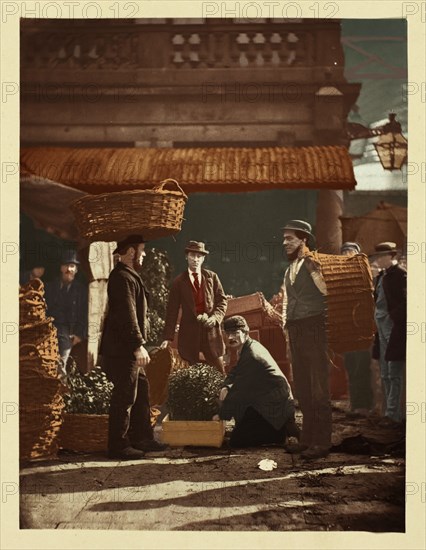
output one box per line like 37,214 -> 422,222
163,269 -> 227,360
372,263 -> 407,361
45,277 -> 88,339
99,262 -> 149,358
219,338 -> 295,430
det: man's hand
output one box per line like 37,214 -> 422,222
203,316 -> 217,329
70,335 -> 82,346
219,387 -> 228,401
134,345 -> 151,367
212,414 -> 220,421
160,340 -> 171,350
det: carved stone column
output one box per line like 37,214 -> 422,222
315,189 -> 343,254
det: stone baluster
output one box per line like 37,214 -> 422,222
229,32 -> 241,67
253,32 -> 266,67
188,33 -> 201,68
270,32 -> 282,67
171,33 -> 185,68
182,33 -> 194,68
236,32 -> 250,67
245,32 -> 257,66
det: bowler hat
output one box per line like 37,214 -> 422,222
61,249 -> 80,265
281,219 -> 314,239
341,241 -> 361,254
372,241 -> 398,256
224,315 -> 250,333
113,234 -> 146,255
184,240 -> 209,255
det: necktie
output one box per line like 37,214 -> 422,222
192,273 -> 200,292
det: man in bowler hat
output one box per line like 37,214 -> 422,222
217,315 -> 299,447
371,242 -> 406,424
100,235 -> 167,459
45,249 -> 88,383
281,220 -> 331,460
161,241 -> 227,373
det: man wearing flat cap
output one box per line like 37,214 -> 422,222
161,241 -> 227,373
217,315 -> 299,447
281,220 -> 331,460
45,249 -> 88,384
340,242 -> 373,417
371,242 -> 406,425
100,234 -> 167,459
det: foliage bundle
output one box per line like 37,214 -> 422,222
63,360 -> 113,415
167,363 -> 225,421
142,247 -> 172,347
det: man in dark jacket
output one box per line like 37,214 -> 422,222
100,235 -> 166,460
45,250 -> 87,383
218,315 -> 299,448
371,242 -> 406,424
281,220 -> 331,460
160,241 -> 227,373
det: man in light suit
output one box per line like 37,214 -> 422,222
161,241 -> 227,373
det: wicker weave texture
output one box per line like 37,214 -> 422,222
71,179 -> 188,243
59,413 -> 109,452
313,252 -> 376,353
19,279 -> 65,461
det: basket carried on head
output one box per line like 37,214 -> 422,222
71,179 -> 188,243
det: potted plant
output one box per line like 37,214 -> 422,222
162,363 -> 226,448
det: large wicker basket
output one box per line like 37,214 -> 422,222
312,251 -> 376,354
59,413 -> 109,452
71,179 -> 188,243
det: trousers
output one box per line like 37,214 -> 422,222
103,355 -> 153,451
287,314 -> 332,448
183,326 -> 225,374
344,350 -> 373,411
375,315 -> 405,422
229,406 -> 286,448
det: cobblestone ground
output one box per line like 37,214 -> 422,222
20,403 -> 405,532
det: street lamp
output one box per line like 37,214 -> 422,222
347,112 -> 408,171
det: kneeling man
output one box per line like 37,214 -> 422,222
218,315 -> 299,448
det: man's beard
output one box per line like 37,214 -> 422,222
285,244 -> 303,262
132,259 -> 143,273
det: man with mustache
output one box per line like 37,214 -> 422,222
161,241 -> 227,374
217,315 -> 299,448
281,220 -> 331,460
45,249 -> 88,384
100,235 -> 167,460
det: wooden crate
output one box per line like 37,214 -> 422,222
161,414 -> 225,448
226,293 -> 264,329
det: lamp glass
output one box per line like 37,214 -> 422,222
374,132 -> 408,170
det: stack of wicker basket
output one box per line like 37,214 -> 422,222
312,251 -> 376,354
19,279 -> 64,461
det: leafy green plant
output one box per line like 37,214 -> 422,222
63,359 -> 113,415
143,247 -> 171,347
167,363 -> 225,421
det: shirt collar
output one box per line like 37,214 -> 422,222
188,268 -> 201,278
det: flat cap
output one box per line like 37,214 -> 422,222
223,315 -> 250,333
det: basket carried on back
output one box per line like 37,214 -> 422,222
312,251 -> 376,354
71,178 -> 188,243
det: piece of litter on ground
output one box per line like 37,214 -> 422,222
257,459 -> 277,471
